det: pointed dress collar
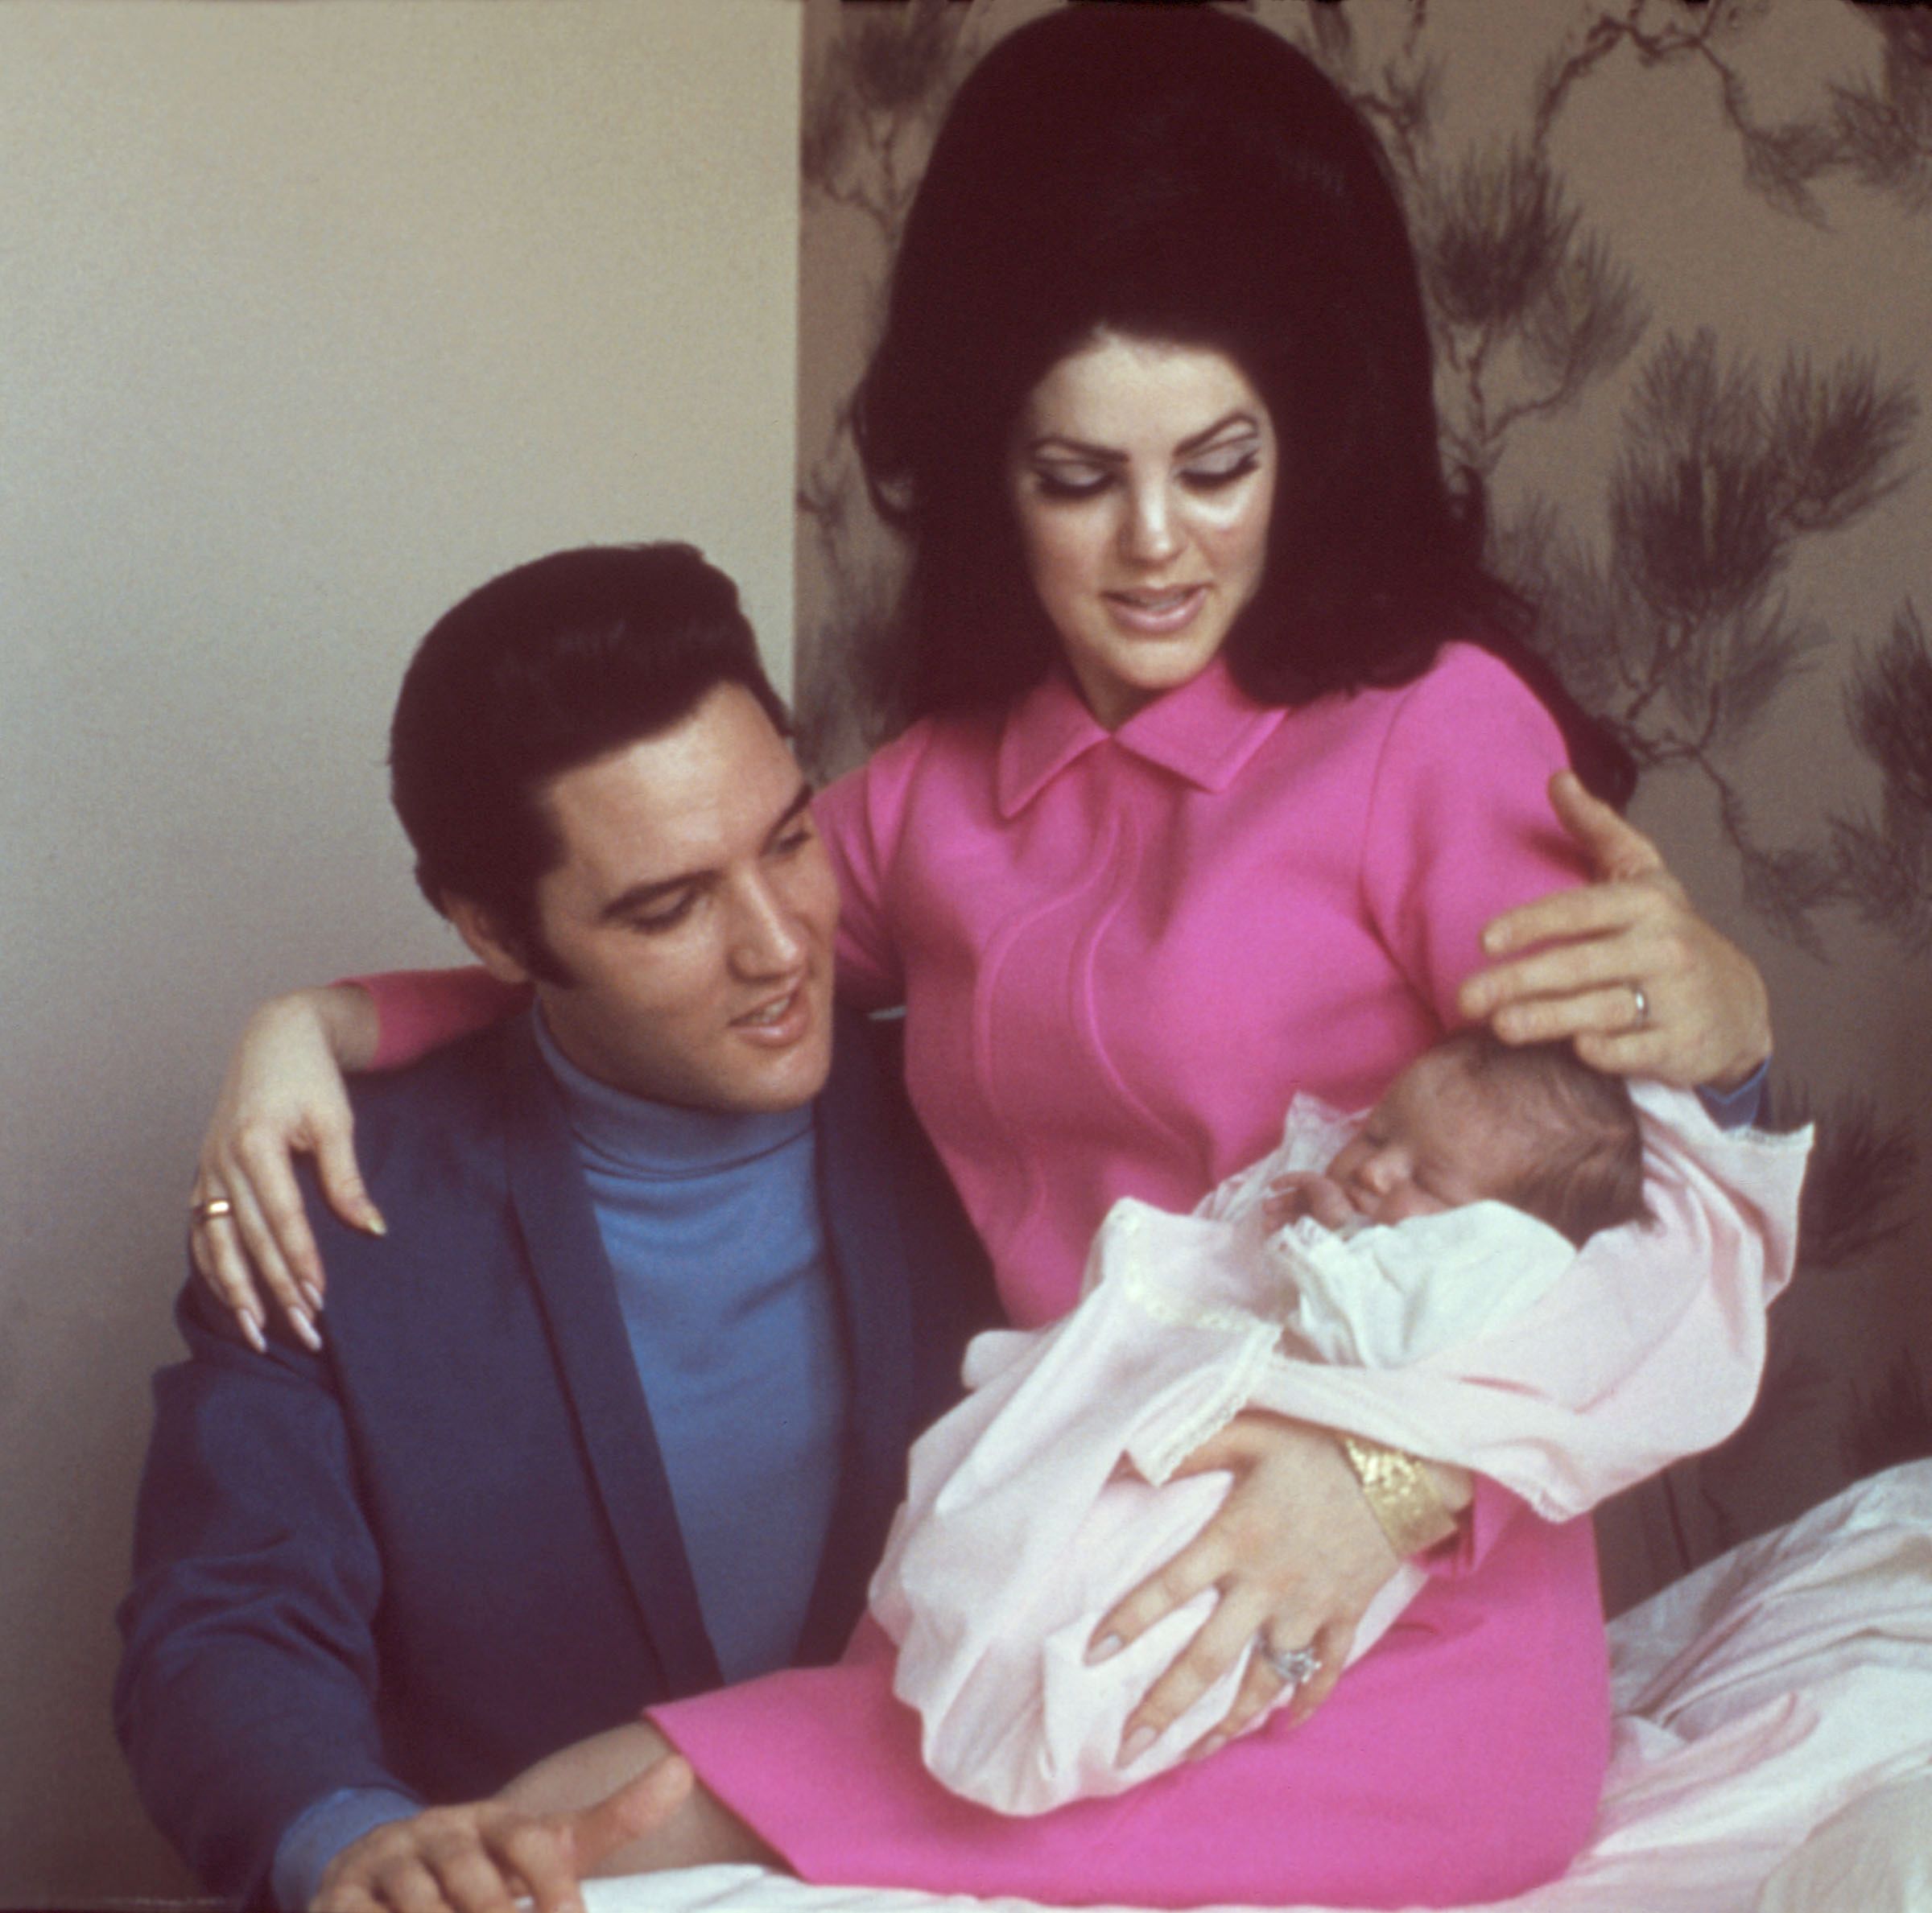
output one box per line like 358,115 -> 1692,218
993,658 -> 1288,818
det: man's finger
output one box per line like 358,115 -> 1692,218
430,1837 -> 528,1913
1468,935 -> 1641,1008
1546,769 -> 1666,883
491,1820 -> 584,1913
357,1852 -> 447,1913
1487,980 -> 1657,1048
1571,1027 -> 1678,1077
1472,880 -> 1647,972
568,1756 -> 694,1875
316,1882 -> 388,1913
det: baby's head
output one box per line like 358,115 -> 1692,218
1326,1033 -> 1648,1247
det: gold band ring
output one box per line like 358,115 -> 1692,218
192,1195 -> 237,1223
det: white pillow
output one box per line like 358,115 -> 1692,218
1755,1768 -> 1932,1911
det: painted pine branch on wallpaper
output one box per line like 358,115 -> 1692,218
1836,604 -> 1932,950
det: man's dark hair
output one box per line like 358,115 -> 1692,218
1439,1031 -> 1650,1249
389,542 -> 789,980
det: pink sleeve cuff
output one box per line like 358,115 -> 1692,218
336,967 -> 529,1071
1418,1474 -> 1528,1581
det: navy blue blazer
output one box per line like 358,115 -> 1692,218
115,1008 -> 993,1903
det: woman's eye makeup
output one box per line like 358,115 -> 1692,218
1026,443 -> 1264,500
1180,450 -> 1261,491
1030,464 -> 1113,500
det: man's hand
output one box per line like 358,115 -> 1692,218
312,1758 -> 692,1913
1459,771 -> 1773,1091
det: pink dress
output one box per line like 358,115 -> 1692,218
364,645 -> 1612,1906
645,648 -> 1609,1907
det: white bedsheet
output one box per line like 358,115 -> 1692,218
588,1459 -> 1932,1913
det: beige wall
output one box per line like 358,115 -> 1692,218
0,2 -> 800,1899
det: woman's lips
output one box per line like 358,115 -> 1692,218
1103,584 -> 1209,635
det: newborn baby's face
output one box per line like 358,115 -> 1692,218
1324,1049 -> 1531,1225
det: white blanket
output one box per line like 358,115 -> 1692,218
589,1458 -> 1932,1913
873,1086 -> 1810,1813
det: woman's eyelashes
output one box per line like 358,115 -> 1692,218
1030,465 -> 1113,501
1180,450 -> 1263,491
1028,449 -> 1264,501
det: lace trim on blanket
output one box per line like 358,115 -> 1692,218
1100,1204 -> 1289,1485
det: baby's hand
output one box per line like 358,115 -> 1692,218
1262,1172 -> 1357,1232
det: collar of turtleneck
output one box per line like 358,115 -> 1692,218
530,1006 -> 814,1180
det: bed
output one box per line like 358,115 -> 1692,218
589,1457 -> 1932,1913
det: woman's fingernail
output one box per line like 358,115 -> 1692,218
1191,1733 -> 1228,1762
1119,1725 -> 1158,1764
289,1308 -> 324,1353
364,1211 -> 388,1237
242,1314 -> 267,1355
1086,1633 -> 1123,1666
300,1282 -> 325,1316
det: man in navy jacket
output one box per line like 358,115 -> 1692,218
114,546 -> 993,1907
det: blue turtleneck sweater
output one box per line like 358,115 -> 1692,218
530,1010 -> 849,1684
274,1012 -> 849,1908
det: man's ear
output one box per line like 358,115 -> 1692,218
444,893 -> 535,987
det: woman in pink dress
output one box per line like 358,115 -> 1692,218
190,10 -> 1773,1909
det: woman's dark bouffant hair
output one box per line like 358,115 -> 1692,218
853,4 -> 1630,802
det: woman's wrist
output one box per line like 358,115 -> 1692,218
1336,1436 -> 1465,1556
262,983 -> 380,1074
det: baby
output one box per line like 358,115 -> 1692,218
871,1033 -> 1650,1816
1230,1029 -> 1647,1371
1259,1029 -> 1645,1242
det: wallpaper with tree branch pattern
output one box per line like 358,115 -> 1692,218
795,0 -> 1932,1609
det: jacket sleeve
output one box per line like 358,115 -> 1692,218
114,1277 -> 419,1903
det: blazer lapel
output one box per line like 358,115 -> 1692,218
795,1009 -> 919,1660
497,1020 -> 721,1697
